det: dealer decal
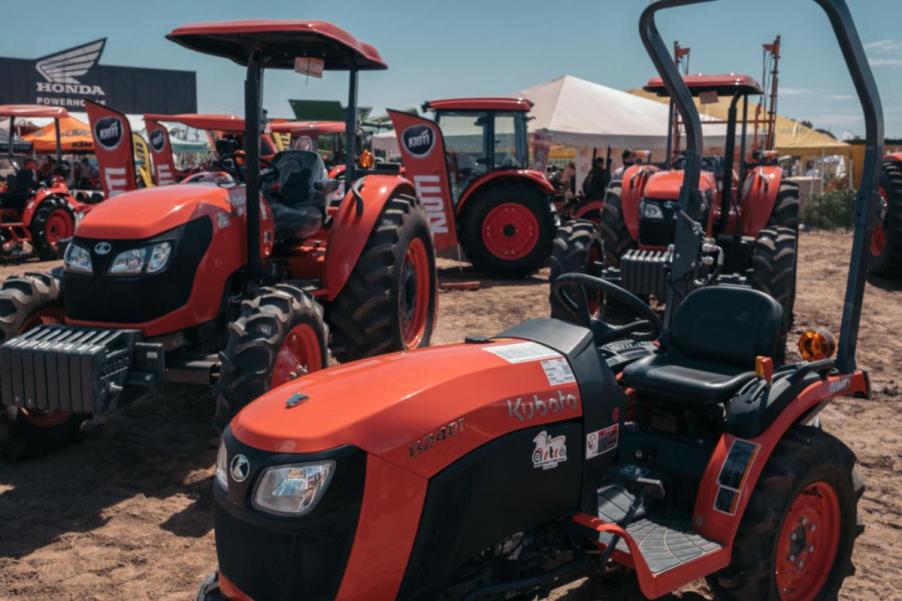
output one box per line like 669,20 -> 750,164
507,390 -> 578,422
532,431 -> 567,470
586,424 -> 619,460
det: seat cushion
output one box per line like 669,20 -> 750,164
621,352 -> 756,405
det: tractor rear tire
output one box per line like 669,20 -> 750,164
329,193 -> 436,362
214,284 -> 328,430
768,181 -> 801,230
0,270 -> 87,457
750,226 -> 797,358
548,220 -> 603,321
599,185 -> 636,268
870,159 -> 902,277
707,426 -> 863,601
459,182 -> 555,278
31,197 -> 76,260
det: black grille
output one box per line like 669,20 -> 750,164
638,199 -> 678,247
64,217 -> 213,324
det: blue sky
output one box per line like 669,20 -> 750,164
3,0 -> 900,137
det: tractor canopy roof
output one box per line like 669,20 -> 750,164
166,20 -> 386,71
144,113 -> 245,132
0,104 -> 70,119
423,97 -> 533,113
269,120 -> 345,135
645,73 -> 763,97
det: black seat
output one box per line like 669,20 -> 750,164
621,286 -> 783,405
269,150 -> 329,242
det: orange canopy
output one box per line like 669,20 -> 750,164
22,115 -> 94,153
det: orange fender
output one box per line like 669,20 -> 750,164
22,183 -> 84,228
739,165 -> 784,236
455,169 -> 554,217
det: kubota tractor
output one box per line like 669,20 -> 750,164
0,105 -> 98,260
197,1 -> 880,600
551,70 -> 800,341
389,98 -> 557,278
0,20 -> 437,456
871,153 -> 902,277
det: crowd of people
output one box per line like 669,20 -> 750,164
0,155 -> 99,192
546,149 -> 639,202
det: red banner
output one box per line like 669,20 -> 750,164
85,101 -> 136,197
387,110 -> 457,249
145,118 -> 176,185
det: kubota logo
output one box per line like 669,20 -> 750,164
401,124 -> 435,158
93,117 -> 123,150
34,39 -> 106,96
150,129 -> 166,152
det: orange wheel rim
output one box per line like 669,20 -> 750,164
18,308 -> 72,427
271,323 -> 323,387
482,202 -> 539,261
399,237 -> 430,349
775,481 -> 842,601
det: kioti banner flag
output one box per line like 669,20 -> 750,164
387,110 -> 457,248
145,118 -> 176,185
85,101 -> 136,197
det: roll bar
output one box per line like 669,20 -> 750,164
640,0 -> 883,373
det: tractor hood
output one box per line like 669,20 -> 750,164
230,339 -> 584,479
643,169 -> 718,201
76,184 -> 233,239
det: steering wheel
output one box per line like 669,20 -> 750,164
551,273 -> 662,345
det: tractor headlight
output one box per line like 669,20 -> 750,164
63,243 -> 93,274
641,200 -> 665,220
108,241 -> 173,276
215,441 -> 229,490
253,461 -> 335,516
146,242 -> 172,274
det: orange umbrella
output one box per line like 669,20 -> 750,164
23,115 -> 94,153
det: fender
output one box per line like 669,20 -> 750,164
21,185 -> 84,228
739,165 -> 784,236
455,169 -> 555,217
323,174 -> 416,300
573,198 -> 605,223
692,370 -> 869,547
620,165 -> 661,241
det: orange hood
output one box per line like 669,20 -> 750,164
643,169 -> 718,201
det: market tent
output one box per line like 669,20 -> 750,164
22,115 -> 94,153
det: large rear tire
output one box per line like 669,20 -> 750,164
769,181 -> 801,230
707,427 -> 863,601
329,193 -> 437,362
0,271 -> 87,457
750,226 -> 798,358
548,220 -> 603,321
30,196 -> 76,260
459,182 -> 555,278
870,159 -> 902,277
214,284 -> 328,429
599,185 -> 635,267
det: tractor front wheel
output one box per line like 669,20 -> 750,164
707,426 -> 862,601
750,226 -> 798,358
0,271 -> 87,458
870,159 -> 902,277
548,220 -> 604,321
459,183 -> 555,278
214,285 -> 328,429
599,184 -> 636,268
329,193 -> 436,362
30,196 -> 76,260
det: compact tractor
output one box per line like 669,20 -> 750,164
551,55 -> 799,342
390,98 -> 557,278
0,20 -> 437,455
198,1 -> 880,600
0,105 -> 98,260
871,152 -> 902,277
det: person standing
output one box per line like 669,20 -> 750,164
611,149 -> 637,180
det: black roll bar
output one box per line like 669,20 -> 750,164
345,69 -> 359,184
244,50 -> 263,281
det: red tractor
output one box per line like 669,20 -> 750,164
0,105 -> 99,260
552,72 -> 800,341
0,20 -> 437,455
196,2 -> 881,600
390,98 -> 557,278
871,153 -> 902,277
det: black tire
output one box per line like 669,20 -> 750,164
769,181 -> 801,230
459,182 -> 555,278
870,159 -> 902,277
0,270 -> 87,456
329,193 -> 437,362
214,284 -> 328,429
750,226 -> 798,358
30,196 -> 76,260
548,220 -> 603,321
599,184 -> 636,267
707,426 -> 863,601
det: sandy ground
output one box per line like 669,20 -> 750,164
0,230 -> 899,600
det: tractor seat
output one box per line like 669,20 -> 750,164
621,286 -> 783,405
270,150 -> 329,242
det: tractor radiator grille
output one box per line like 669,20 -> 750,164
620,249 -> 672,296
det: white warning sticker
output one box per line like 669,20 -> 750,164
541,358 -> 576,385
483,341 -> 560,364
586,424 -> 619,459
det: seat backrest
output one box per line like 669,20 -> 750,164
669,286 -> 783,368
273,150 -> 325,207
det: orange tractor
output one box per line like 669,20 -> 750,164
872,153 -> 902,277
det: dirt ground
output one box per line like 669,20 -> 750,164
0,230 -> 899,601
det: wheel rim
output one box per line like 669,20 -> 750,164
775,481 -> 842,601
45,208 -> 74,247
399,237 -> 430,349
17,307 -> 73,428
870,187 -> 888,257
270,323 -> 323,387
481,202 -> 539,261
